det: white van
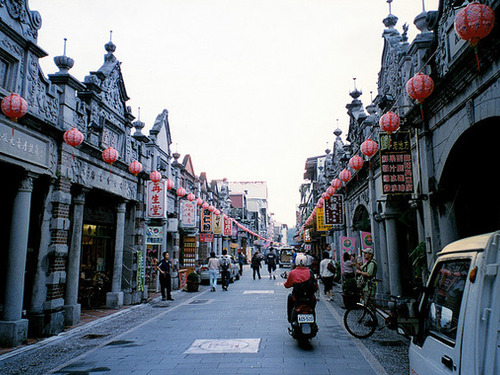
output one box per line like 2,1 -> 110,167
407,231 -> 499,375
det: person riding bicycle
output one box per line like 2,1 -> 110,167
284,253 -> 318,322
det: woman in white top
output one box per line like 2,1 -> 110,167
319,251 -> 336,301
207,252 -> 219,292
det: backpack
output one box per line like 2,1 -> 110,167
220,256 -> 230,271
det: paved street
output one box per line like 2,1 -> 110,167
0,267 -> 408,375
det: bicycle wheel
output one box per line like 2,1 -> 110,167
343,305 -> 377,338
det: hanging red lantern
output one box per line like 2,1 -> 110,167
379,111 -> 400,134
63,127 -> 84,160
196,197 -> 203,206
165,178 -> 174,190
326,186 -> 336,196
1,93 -> 28,122
208,205 -> 215,212
331,178 -> 342,189
128,160 -> 143,176
202,201 -> 209,209
339,169 -> 352,183
317,197 -> 324,208
360,138 -> 378,158
406,73 -> 434,104
102,147 -> 119,165
187,193 -> 196,201
214,209 -> 221,215
349,155 -> 364,171
176,187 -> 186,197
454,1 -> 495,70
149,170 -> 162,183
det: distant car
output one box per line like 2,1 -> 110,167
279,248 -> 294,268
197,256 -> 240,285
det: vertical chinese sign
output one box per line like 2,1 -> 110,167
379,131 -> 414,194
180,200 -> 197,228
316,207 -> 333,232
200,209 -> 213,243
212,213 -> 223,235
223,216 -> 232,236
324,194 -> 344,226
146,181 -> 166,219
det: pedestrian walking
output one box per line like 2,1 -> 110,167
156,252 -> 174,301
237,249 -> 245,276
319,251 -> 335,301
220,249 -> 232,291
207,251 -> 219,292
251,251 -> 262,280
341,252 -> 358,308
266,247 -> 277,279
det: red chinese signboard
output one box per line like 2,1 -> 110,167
223,216 -> 232,236
146,181 -> 166,218
199,232 -> 213,242
324,194 -> 344,225
379,131 -> 414,194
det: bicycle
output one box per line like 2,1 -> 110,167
343,279 -> 417,339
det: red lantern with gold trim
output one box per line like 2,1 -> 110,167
128,160 -> 143,176
360,138 -> 378,158
339,169 -> 352,183
379,111 -> 400,134
454,1 -> 495,70
102,147 -> 119,165
349,155 -> 364,171
149,170 -> 161,183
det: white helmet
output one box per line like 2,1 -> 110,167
295,253 -> 307,267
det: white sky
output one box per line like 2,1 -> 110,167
31,0 -> 439,227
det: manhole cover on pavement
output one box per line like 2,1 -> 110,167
188,299 -> 212,305
184,338 -> 261,354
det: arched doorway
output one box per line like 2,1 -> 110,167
439,117 -> 500,238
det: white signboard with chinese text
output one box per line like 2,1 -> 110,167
180,200 -> 197,228
146,181 -> 166,219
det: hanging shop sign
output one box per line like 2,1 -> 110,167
199,232 -> 213,242
136,250 -> 144,292
201,208 -> 213,232
146,226 -> 163,244
361,231 -> 373,250
316,207 -> 333,232
212,213 -> 223,235
180,200 -> 197,228
341,236 -> 356,253
304,229 -> 311,242
324,194 -> 344,225
146,180 -> 166,218
224,216 -> 232,236
379,131 -> 414,195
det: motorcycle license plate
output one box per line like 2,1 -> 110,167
297,314 -> 314,323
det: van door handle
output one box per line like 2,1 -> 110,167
441,355 -> 454,370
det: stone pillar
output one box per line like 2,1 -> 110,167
64,190 -> 86,325
383,202 -> 402,296
0,174 -> 34,347
106,200 -> 127,309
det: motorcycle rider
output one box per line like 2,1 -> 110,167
284,253 -> 318,323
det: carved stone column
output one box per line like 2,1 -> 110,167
106,200 -> 127,309
0,173 -> 35,347
64,189 -> 87,325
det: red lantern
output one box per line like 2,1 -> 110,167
331,178 -> 342,189
214,209 -> 221,215
187,193 -> 196,201
406,73 -> 434,104
165,178 -> 174,190
379,111 -> 400,134
326,186 -> 336,196
149,170 -> 161,183
196,197 -> 203,206
454,2 -> 495,70
102,147 -> 119,165
339,169 -> 352,183
63,127 -> 84,147
349,155 -> 364,171
1,93 -> 28,122
202,202 -> 209,209
360,139 -> 378,158
128,160 -> 143,176
176,187 -> 186,197
317,198 -> 324,208
208,205 -> 215,212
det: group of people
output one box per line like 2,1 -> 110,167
250,248 -> 278,280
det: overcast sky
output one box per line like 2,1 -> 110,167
31,0 -> 439,227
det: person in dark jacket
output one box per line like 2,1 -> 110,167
266,248 -> 278,279
251,251 -> 262,280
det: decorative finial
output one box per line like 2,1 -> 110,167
349,78 -> 362,99
387,0 -> 393,14
53,37 -> 74,73
105,30 -> 116,55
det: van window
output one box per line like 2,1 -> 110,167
422,259 -> 470,345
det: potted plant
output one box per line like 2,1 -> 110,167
186,271 -> 200,292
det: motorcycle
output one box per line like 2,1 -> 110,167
282,272 -> 318,342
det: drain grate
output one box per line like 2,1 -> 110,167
189,299 -> 210,305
